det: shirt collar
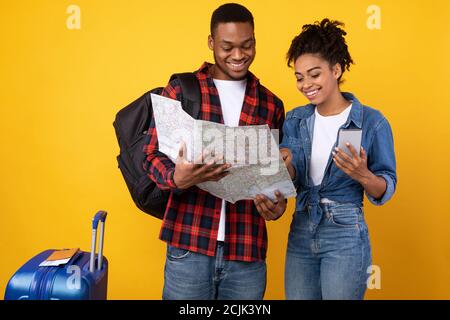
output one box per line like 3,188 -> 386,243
341,92 -> 363,129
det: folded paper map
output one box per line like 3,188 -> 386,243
151,94 -> 297,203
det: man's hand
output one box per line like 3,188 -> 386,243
280,148 -> 295,179
173,142 -> 231,190
254,191 -> 287,221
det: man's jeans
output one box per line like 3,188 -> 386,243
163,242 -> 266,300
285,202 -> 372,300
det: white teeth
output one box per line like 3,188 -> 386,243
306,90 -> 318,96
229,62 -> 244,67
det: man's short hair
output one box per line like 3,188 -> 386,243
210,3 -> 254,36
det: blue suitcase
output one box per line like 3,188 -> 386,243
4,211 -> 108,300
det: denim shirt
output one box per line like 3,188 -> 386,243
280,92 -> 397,224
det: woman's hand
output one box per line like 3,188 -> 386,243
332,143 -> 370,182
254,191 -> 287,221
332,143 -> 387,199
280,148 -> 296,179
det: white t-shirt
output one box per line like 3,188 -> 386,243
310,104 -> 352,186
213,78 -> 247,241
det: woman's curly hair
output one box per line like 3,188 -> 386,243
286,19 -> 354,83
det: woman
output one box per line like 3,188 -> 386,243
256,18 -> 397,300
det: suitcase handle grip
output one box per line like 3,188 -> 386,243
90,210 -> 108,273
92,210 -> 107,229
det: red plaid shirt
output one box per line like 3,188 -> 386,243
143,62 -> 285,262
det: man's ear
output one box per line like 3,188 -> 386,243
333,63 -> 342,80
208,35 -> 214,51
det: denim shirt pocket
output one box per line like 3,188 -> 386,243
330,161 -> 348,180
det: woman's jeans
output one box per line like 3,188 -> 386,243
163,241 -> 266,300
285,202 -> 372,300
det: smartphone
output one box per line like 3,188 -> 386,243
337,129 -> 362,158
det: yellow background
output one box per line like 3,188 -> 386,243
1,0 -> 449,299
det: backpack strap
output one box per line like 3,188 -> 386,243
169,72 -> 201,119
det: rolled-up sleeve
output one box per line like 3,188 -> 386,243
366,117 -> 397,205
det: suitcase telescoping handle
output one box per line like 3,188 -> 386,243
89,210 -> 107,273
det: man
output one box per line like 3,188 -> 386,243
143,3 -> 286,300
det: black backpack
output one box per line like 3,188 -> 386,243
113,73 -> 201,219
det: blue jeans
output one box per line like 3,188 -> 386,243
285,202 -> 372,300
163,242 -> 266,300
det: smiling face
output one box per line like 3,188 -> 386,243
208,22 -> 255,80
294,53 -> 342,105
